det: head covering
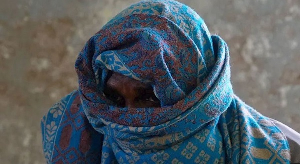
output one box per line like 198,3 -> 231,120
41,0 -> 290,163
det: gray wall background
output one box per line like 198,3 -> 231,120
0,0 -> 299,163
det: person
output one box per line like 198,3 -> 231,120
41,0 -> 300,163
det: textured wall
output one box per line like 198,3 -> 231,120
0,0 -> 299,163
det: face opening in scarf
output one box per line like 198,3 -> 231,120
103,72 -> 161,108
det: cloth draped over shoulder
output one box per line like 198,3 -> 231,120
41,0 -> 291,163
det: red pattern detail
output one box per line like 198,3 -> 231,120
70,96 -> 81,114
53,147 -> 82,163
54,159 -> 63,164
59,125 -> 72,150
79,129 -> 91,154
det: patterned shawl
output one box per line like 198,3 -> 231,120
41,0 -> 290,163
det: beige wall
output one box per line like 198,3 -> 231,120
0,0 -> 299,163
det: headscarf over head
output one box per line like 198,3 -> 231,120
42,0 -> 290,163
76,0 -> 223,126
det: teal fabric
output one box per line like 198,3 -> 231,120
42,0 -> 291,163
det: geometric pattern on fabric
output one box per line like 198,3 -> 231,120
41,91 -> 103,164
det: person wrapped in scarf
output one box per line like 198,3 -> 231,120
41,0 -> 300,163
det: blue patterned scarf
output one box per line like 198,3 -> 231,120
41,0 -> 290,163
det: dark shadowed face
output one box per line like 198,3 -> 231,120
104,72 -> 161,108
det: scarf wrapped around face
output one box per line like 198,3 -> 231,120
41,0 -> 291,163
